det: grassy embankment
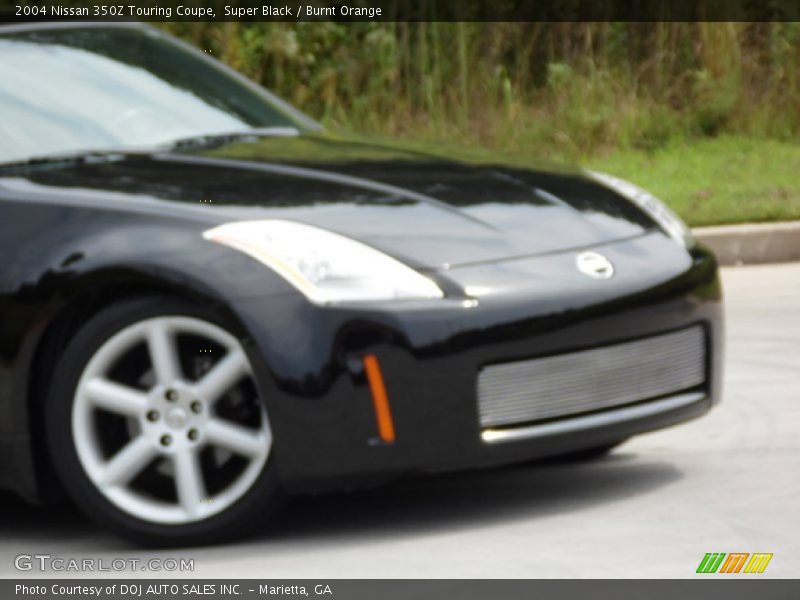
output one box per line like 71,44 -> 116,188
165,21 -> 800,225
587,137 -> 800,227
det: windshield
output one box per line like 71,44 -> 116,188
0,25 -> 314,164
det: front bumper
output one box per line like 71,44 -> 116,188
231,235 -> 724,494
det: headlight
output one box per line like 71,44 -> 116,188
588,171 -> 695,248
203,219 -> 444,304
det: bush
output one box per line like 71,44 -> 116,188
160,22 -> 800,161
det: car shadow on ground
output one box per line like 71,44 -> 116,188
0,449 -> 682,553
265,451 -> 682,542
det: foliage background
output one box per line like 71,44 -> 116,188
160,21 -> 800,225
162,22 -> 799,159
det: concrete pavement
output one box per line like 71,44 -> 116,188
694,220 -> 800,266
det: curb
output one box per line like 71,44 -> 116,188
693,221 -> 800,266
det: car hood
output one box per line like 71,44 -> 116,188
0,133 -> 658,269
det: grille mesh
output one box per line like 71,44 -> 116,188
477,326 -> 706,429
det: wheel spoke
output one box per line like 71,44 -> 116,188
194,350 -> 247,403
84,378 -> 147,417
146,321 -> 182,387
206,418 -> 268,458
174,450 -> 207,517
98,436 -> 156,487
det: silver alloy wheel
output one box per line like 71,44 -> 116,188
71,316 -> 271,525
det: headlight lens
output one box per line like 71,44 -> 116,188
203,219 -> 444,304
588,171 -> 695,248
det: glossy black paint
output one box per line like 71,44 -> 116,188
0,136 -> 659,269
0,24 -> 723,503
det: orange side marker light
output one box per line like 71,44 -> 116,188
362,354 -> 396,444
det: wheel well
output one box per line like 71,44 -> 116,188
27,282 -> 213,502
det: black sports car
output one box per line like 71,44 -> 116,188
0,22 -> 723,546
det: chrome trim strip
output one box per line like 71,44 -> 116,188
480,392 -> 706,444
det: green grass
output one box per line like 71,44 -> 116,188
586,137 -> 800,227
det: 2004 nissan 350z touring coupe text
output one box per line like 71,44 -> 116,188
0,23 -> 723,546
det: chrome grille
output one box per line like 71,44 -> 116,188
477,326 -> 706,429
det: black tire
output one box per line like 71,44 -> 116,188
44,295 -> 283,547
